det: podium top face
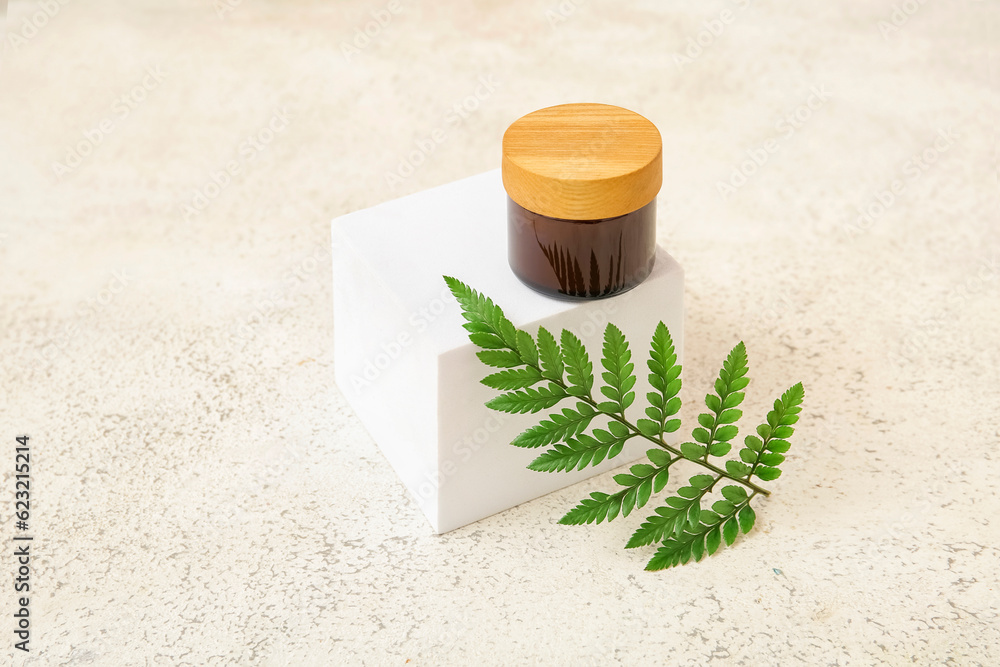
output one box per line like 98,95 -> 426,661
332,170 -> 680,353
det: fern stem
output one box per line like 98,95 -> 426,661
569,390 -> 771,496
523,368 -> 773,497
748,434 -> 775,480
703,423 -> 717,464
671,440 -> 771,497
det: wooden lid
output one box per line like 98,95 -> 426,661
502,103 -> 662,220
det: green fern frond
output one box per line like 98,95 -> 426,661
445,276 -> 806,571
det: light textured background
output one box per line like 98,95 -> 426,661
2,0 -> 998,665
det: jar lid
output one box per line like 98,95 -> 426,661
501,103 -> 662,220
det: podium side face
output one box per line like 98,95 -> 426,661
332,222 -> 442,530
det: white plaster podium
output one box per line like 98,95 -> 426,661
332,170 -> 684,533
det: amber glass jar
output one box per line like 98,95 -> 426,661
502,103 -> 662,300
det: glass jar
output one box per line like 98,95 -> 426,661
502,103 -> 662,300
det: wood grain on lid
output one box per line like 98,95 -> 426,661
501,103 -> 662,220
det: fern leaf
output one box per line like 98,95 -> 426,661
476,350 -> 523,369
443,276 -> 519,349
734,382 -> 805,482
509,402 -> 596,449
644,494 -> 756,571
559,451 -> 675,524
516,330 -> 539,367
691,341 -> 749,461
625,505 -> 683,548
557,491 -> 620,525
529,428 -> 635,473
598,323 -> 636,414
486,383 -> 566,414
643,322 -> 682,436
481,367 -> 543,391
536,326 -> 564,381
468,332 -> 505,349
627,473 -> 717,548
561,329 -> 594,396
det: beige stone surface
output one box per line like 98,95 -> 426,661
1,0 -> 998,665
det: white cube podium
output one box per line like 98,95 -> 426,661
332,170 -> 684,533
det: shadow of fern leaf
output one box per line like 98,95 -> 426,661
588,250 -> 601,297
568,250 -> 585,296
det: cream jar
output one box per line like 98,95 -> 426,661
502,103 -> 662,299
